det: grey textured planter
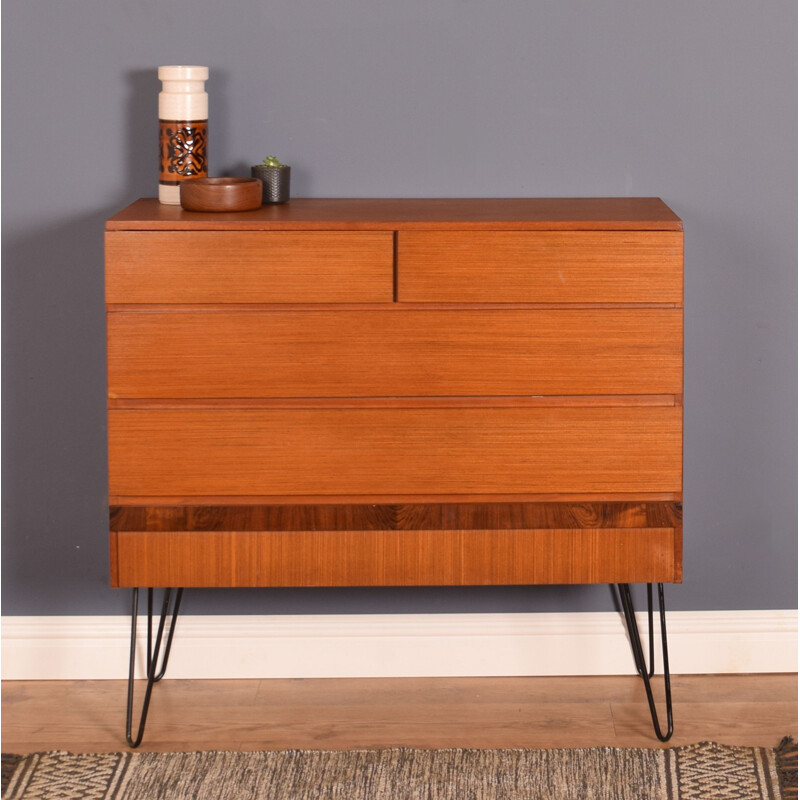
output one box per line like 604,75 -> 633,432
251,165 -> 291,204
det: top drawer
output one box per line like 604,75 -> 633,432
106,231 -> 394,303
397,231 -> 683,304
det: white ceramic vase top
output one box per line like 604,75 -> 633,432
158,65 -> 209,205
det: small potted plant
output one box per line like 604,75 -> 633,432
251,156 -> 290,204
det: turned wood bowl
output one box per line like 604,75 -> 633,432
180,177 -> 262,212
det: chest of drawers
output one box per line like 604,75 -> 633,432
106,197 -> 683,743
107,197 -> 682,589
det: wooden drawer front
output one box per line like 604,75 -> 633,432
111,528 -> 678,587
108,407 -> 682,497
108,309 -> 682,399
397,231 -> 683,303
105,231 -> 394,303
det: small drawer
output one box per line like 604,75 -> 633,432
106,231 -> 394,303
397,231 -> 683,304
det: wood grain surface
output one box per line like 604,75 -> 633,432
105,197 -> 684,593
109,502 -> 683,532
109,503 -> 683,587
105,231 -> 393,303
108,406 -> 682,498
397,231 -> 683,303
105,197 -> 684,231
110,527 -> 678,587
3,675 -> 794,752
107,308 -> 682,398
110,492 -> 682,505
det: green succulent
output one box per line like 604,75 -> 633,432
261,156 -> 287,168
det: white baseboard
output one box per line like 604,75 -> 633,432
2,610 -> 796,681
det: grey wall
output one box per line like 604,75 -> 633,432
2,0 -> 796,616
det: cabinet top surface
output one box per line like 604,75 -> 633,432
106,197 -> 683,231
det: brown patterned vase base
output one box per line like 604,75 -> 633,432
159,120 -> 208,185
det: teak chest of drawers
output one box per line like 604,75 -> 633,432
106,197 -> 683,744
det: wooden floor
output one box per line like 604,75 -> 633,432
2,675 -> 796,753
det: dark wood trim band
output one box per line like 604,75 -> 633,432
111,501 -> 682,533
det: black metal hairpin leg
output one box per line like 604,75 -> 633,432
617,582 -> 673,742
126,587 -> 184,748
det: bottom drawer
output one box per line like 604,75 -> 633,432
108,406 -> 682,498
111,528 -> 678,587
110,502 -> 682,587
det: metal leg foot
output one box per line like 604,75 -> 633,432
126,587 -> 183,748
617,582 -> 673,742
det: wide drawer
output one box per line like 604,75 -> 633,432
109,501 -> 683,587
108,406 -> 682,498
111,528 -> 678,587
105,231 -> 394,303
397,231 -> 683,303
107,308 -> 682,398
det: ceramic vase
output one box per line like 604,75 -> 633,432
158,66 -> 209,205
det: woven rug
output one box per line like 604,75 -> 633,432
2,740 -> 796,800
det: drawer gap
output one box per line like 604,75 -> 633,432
108,395 -> 681,409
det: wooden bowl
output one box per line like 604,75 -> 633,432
180,177 -> 262,212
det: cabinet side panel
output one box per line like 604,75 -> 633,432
673,518 -> 683,582
109,532 -> 120,588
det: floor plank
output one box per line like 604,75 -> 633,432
2,675 -> 796,753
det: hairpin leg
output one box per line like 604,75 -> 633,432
126,587 -> 184,748
617,583 -> 673,742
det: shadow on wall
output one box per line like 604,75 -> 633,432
2,208 -> 122,614
127,68 -> 161,198
0,69 -> 169,614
